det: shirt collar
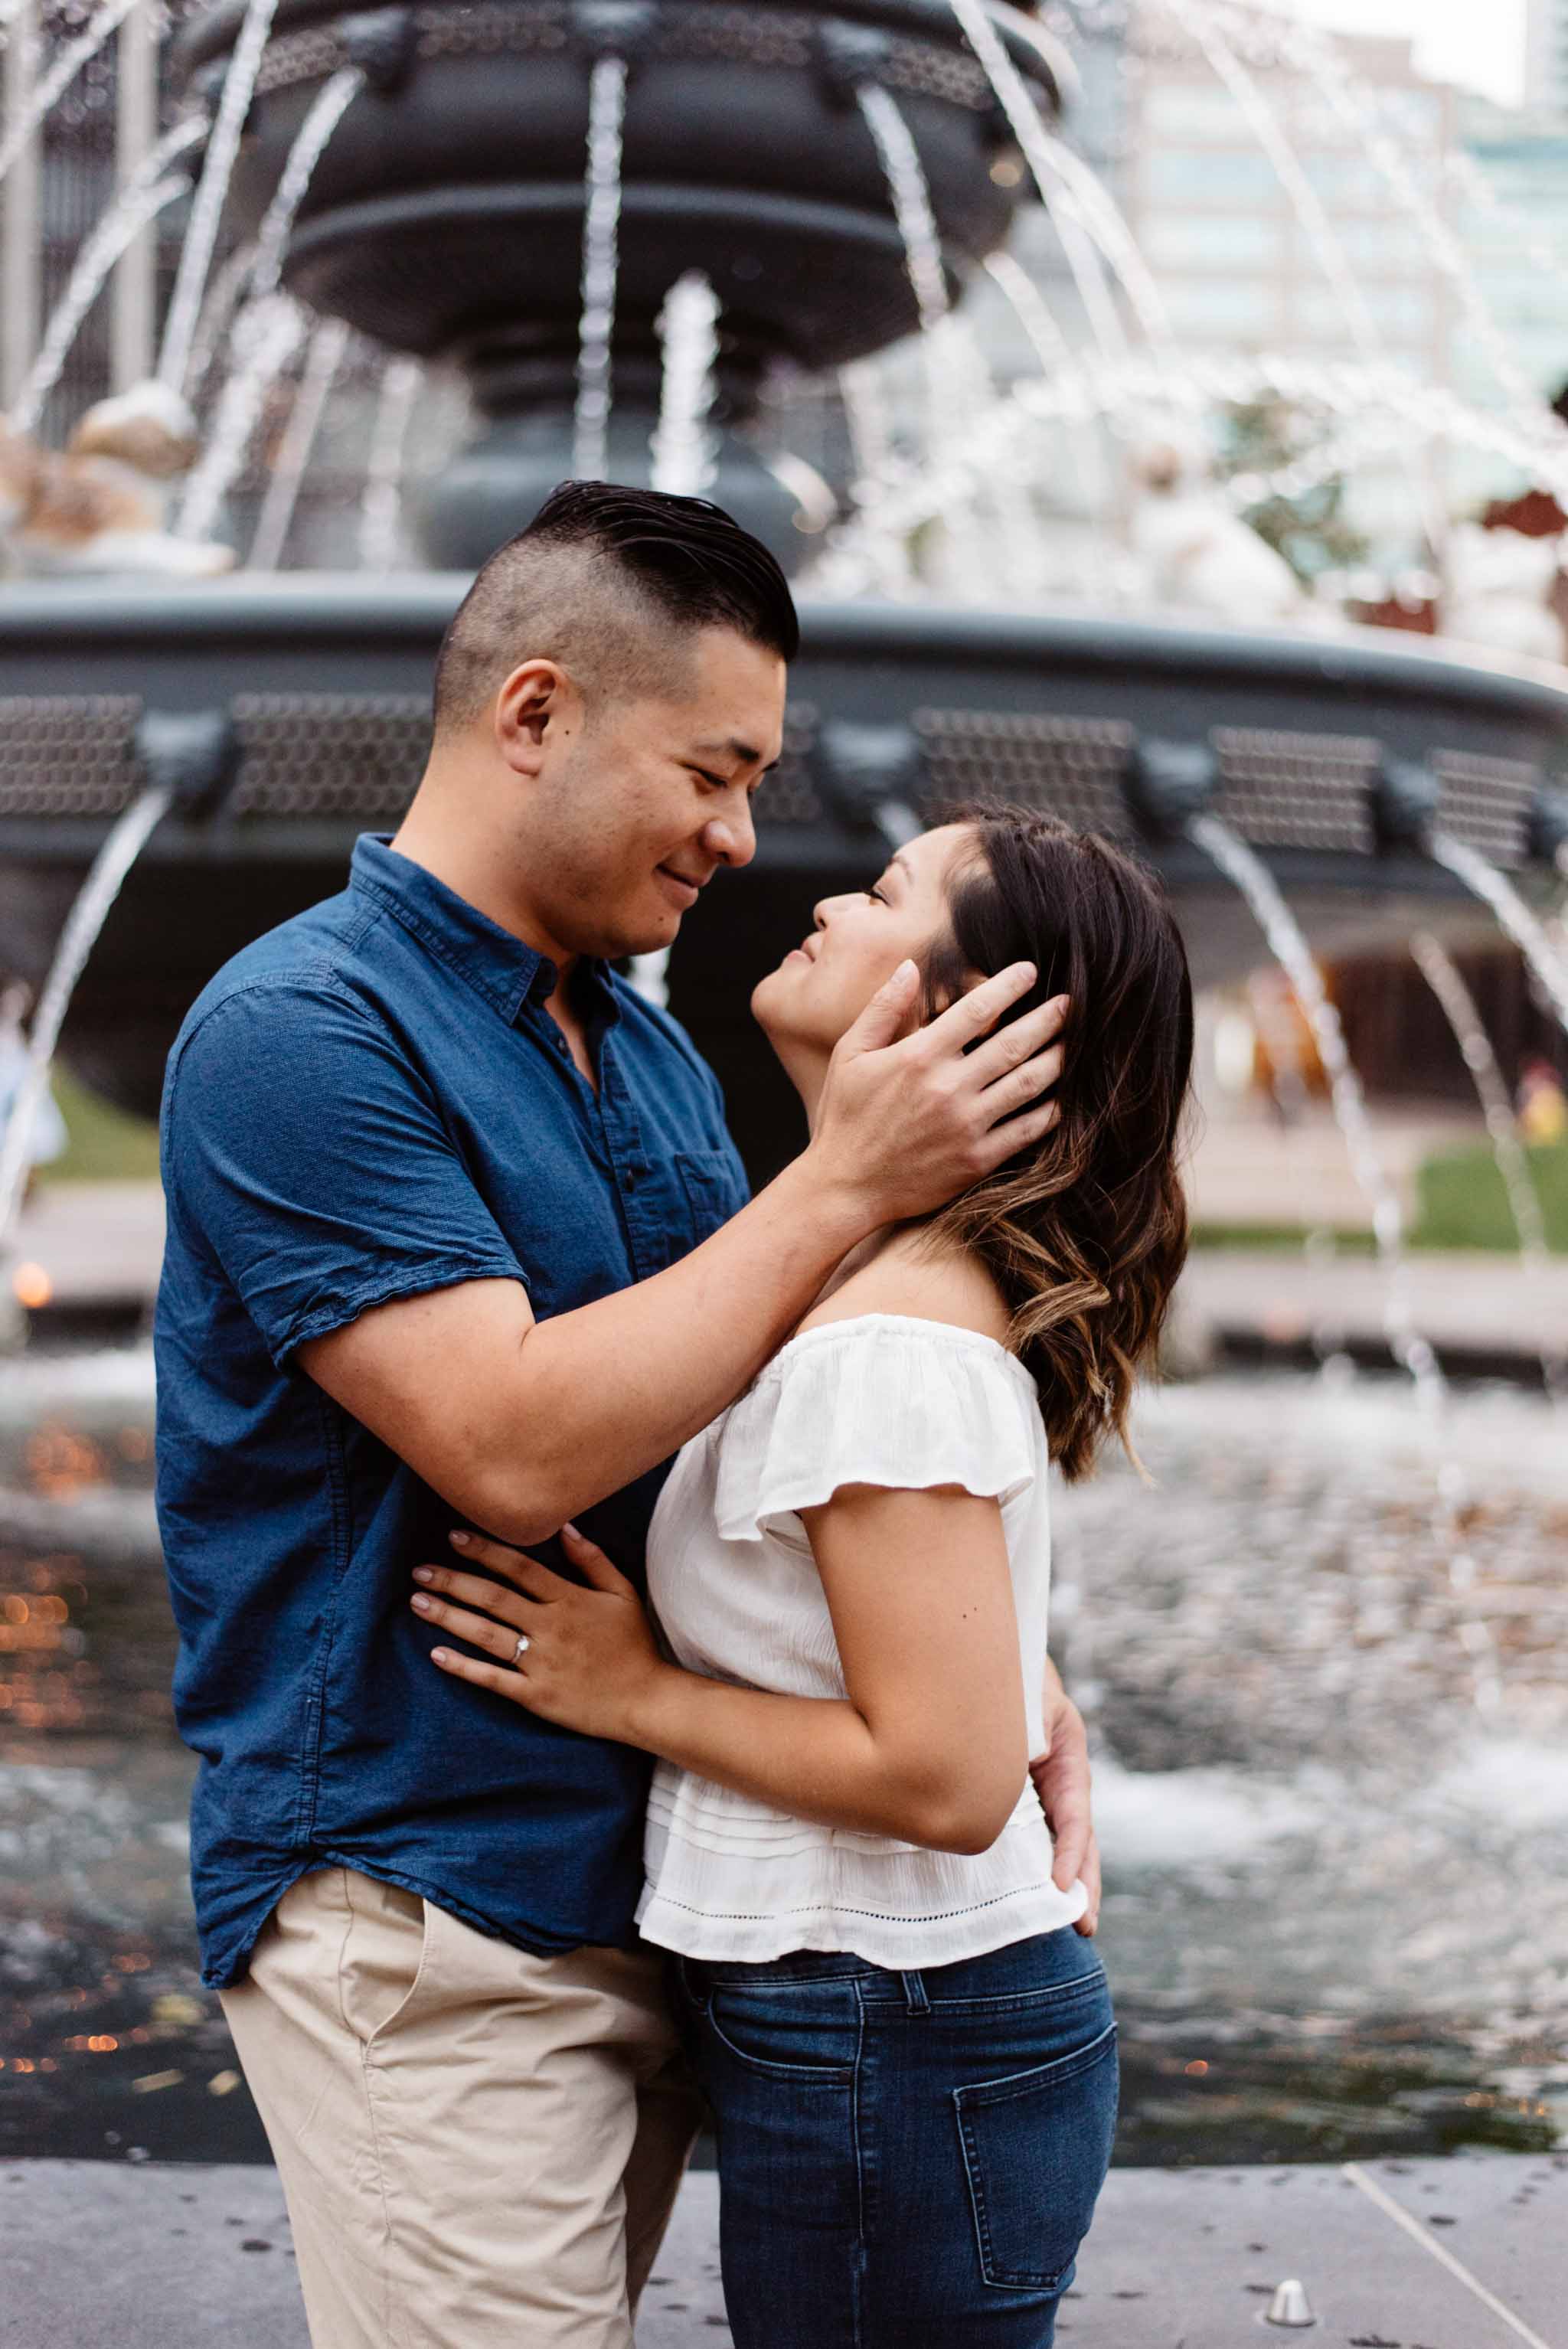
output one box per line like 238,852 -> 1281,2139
349,834 -> 612,1027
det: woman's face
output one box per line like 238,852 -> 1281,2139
753,822 -> 978,1060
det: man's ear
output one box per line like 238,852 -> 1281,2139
493,659 -> 583,777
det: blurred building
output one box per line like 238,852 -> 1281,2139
1121,5 -> 1457,379
1524,0 -> 1568,119
1446,96 -> 1568,508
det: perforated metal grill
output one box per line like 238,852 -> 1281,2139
1212,727 -> 1377,855
915,711 -> 1135,836
255,2 -> 997,105
228,694 -> 431,818
884,37 -> 991,109
255,25 -> 347,90
758,704 -> 822,826
0,695 -> 142,815
665,5 -> 811,68
1432,750 -> 1538,870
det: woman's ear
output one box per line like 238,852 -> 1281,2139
933,965 -> 991,1018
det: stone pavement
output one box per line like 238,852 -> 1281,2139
5,2154 -> 1564,2348
1178,1246 -> 1568,1380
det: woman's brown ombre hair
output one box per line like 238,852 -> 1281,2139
920,805 -> 1194,1482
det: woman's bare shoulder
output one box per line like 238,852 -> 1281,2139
797,1227 -> 1012,1347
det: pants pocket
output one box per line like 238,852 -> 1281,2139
954,2021 -> 1118,2292
336,1870 -> 440,2050
704,1986 -> 859,2084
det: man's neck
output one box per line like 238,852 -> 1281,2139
390,788 -> 577,984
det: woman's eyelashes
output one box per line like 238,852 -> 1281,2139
865,884 -> 888,905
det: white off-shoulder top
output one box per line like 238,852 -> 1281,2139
636,1312 -> 1089,1966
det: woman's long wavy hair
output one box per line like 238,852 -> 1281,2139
919,805 -> 1194,1482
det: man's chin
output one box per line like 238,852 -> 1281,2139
619,914 -> 682,960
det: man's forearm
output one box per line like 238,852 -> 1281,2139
480,1148 -> 871,1539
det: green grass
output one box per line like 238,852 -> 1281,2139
1410,1138 -> 1568,1253
38,1069 -> 162,1184
1191,1222 -> 1377,1254
1191,1141 -> 1568,1255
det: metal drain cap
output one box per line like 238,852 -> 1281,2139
1263,2278 -> 1317,2328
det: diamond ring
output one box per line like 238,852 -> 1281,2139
513,1632 -> 530,1661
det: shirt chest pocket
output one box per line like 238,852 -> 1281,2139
675,1149 -> 743,1237
630,1148 -> 743,1272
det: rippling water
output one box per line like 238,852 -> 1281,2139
1,1347 -> 1563,2166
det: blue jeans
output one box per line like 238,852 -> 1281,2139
674,1929 -> 1117,2347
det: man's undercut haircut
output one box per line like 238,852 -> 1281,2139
432,480 -> 799,738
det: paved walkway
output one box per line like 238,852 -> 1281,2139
11,1177 -> 1564,1376
5,2155 -> 1563,2347
1180,1246 -> 1568,1375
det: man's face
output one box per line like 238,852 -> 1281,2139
529,627 -> 786,962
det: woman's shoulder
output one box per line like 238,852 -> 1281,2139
796,1228 -> 1013,1350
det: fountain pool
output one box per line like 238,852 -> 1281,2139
2,1343 -> 1563,2170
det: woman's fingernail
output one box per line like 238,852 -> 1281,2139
413,1566 -> 433,1585
411,1593 -> 431,1612
431,1648 -> 451,1665
562,1522 -> 581,1542
451,1531 -> 471,1548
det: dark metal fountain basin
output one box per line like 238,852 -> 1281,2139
2,577 -> 1564,1171
171,0 -> 1067,564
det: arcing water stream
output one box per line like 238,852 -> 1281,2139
573,53 -> 630,483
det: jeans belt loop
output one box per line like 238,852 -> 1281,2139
900,1968 -> 930,2015
680,1955 -> 713,2015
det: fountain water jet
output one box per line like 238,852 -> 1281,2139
1187,814 -> 1508,1717
175,295 -> 308,544
0,785 -> 173,1263
1426,831 -> 1568,1035
357,357 -> 423,573
573,54 -> 630,485
0,0 -> 142,194
246,317 -> 350,572
11,117 -> 207,435
248,67 -> 364,304
182,243 -> 262,403
649,273 -> 720,501
158,0 -> 280,395
946,0 -> 1173,360
1409,930 -> 1567,1408
1187,812 -> 1446,1416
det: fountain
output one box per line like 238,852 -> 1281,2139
2,0 -> 1567,2207
0,0 -> 1565,1169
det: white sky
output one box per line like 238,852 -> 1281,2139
1282,0 -> 1529,107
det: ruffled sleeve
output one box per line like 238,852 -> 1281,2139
714,1314 -> 1041,1545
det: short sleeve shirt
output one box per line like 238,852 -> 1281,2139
155,835 -> 750,1988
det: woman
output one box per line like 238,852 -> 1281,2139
410,806 -> 1194,2346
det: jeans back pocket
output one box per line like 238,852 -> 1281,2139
953,2021 -> 1118,2292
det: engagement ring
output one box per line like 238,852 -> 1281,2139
513,1632 -> 530,1660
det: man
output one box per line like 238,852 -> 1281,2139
155,482 -> 1094,2347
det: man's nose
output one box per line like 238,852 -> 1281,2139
701,799 -> 756,869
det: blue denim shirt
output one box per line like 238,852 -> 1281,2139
155,835 -> 750,1988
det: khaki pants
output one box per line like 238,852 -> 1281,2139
220,1868 -> 702,2349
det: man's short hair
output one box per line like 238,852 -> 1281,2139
432,480 -> 799,738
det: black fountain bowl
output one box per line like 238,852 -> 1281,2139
0,578 -> 1565,1162
175,0 -> 1064,377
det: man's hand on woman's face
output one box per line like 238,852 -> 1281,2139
811,961 -> 1070,1226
